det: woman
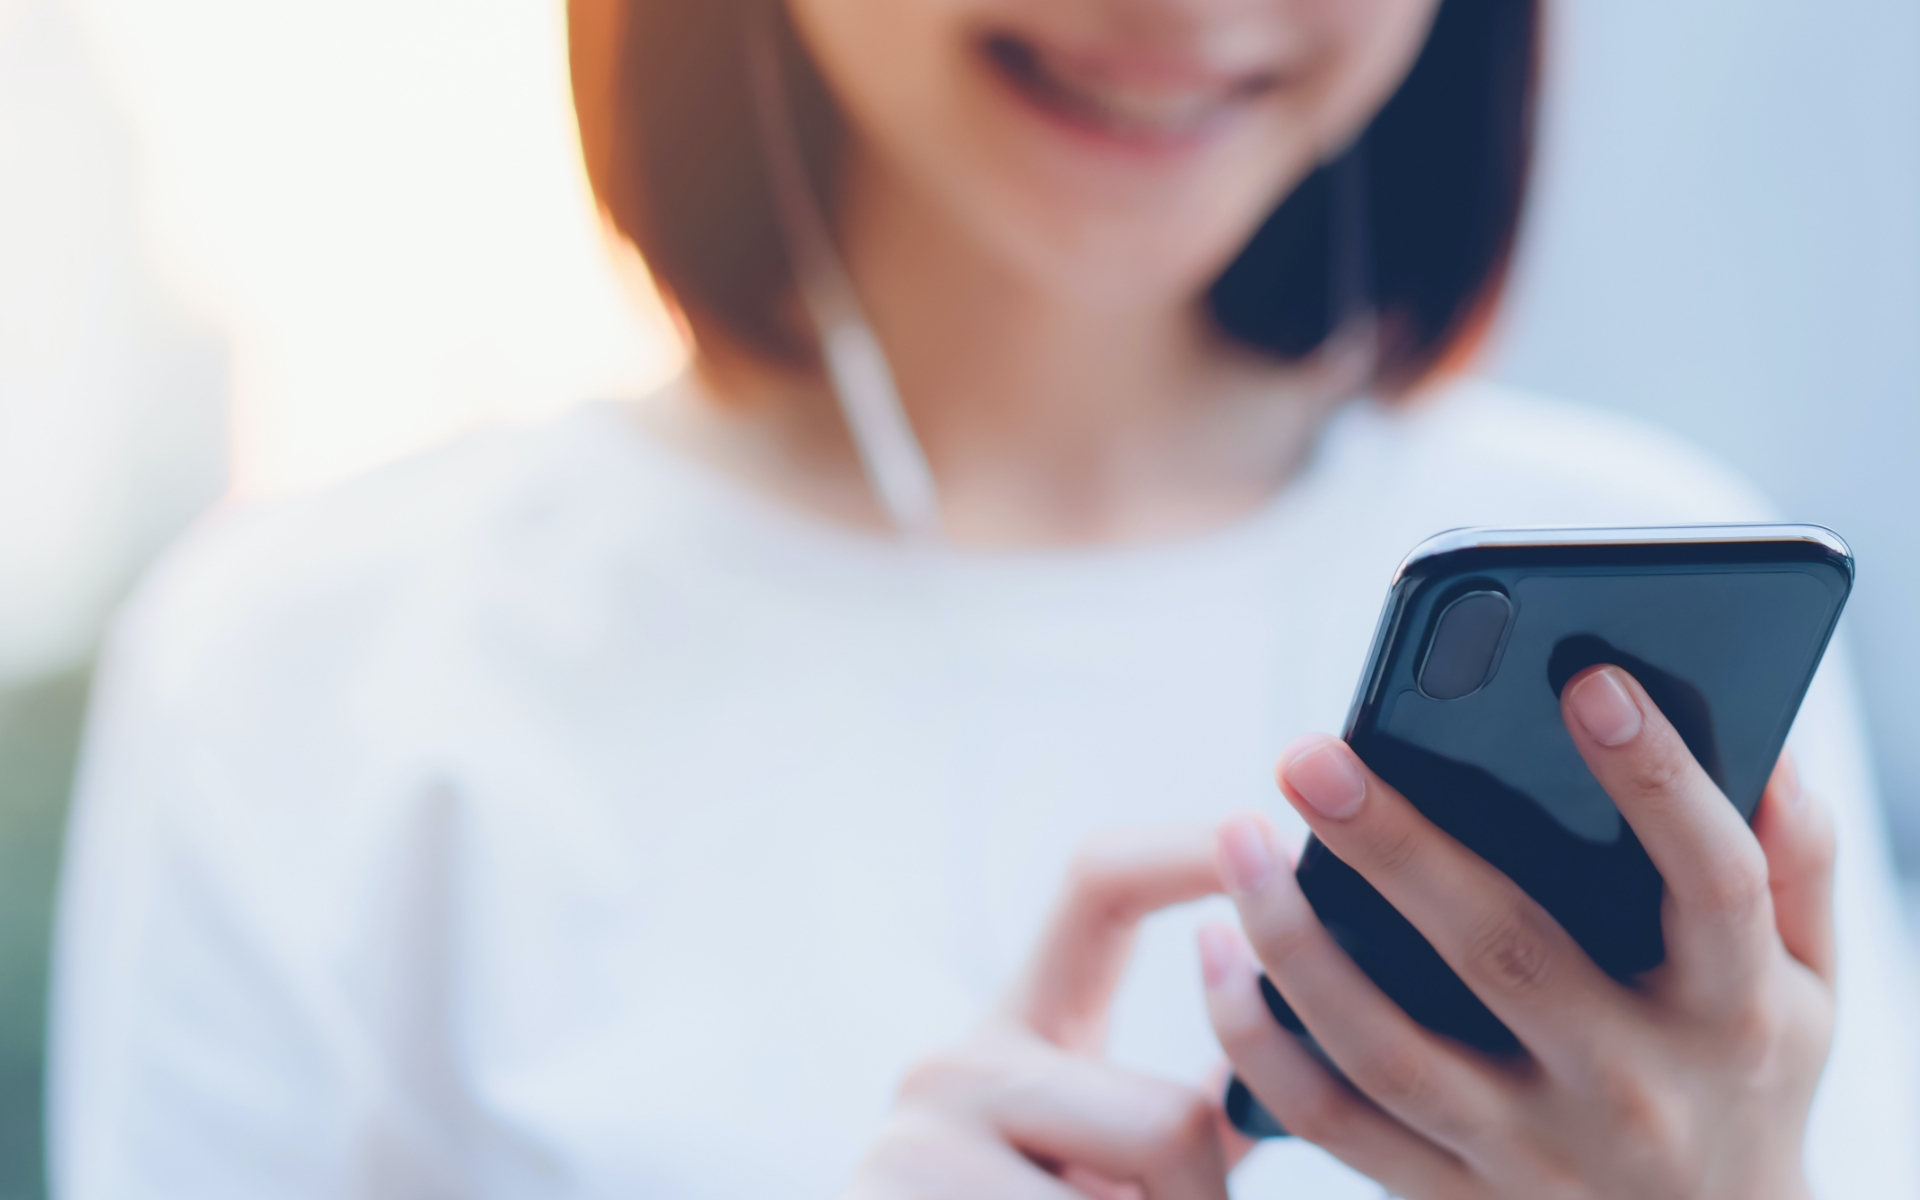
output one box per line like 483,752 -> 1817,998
50,0 -> 1918,1196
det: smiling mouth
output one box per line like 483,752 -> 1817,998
981,33 -> 1284,145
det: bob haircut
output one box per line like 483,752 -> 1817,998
571,0 -> 1539,396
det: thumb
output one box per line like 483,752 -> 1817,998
1752,752 -> 1838,984
1004,825 -> 1223,1051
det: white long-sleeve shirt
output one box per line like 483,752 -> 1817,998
50,379 -> 1920,1197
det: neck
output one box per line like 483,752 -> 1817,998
659,146 -> 1356,547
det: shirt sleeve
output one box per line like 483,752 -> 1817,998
1789,641 -> 1920,1197
47,562 -> 465,1198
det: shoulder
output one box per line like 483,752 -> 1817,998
107,403 -> 635,726
54,408 -> 656,1184
1337,377 -> 1779,529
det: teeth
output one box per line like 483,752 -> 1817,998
1065,81 -> 1220,134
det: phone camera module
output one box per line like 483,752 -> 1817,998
1418,590 -> 1513,700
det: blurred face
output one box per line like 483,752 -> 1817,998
786,0 -> 1442,308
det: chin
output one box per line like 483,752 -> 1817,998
1010,226 -> 1256,311
950,151 -> 1311,311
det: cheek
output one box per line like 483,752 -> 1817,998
785,0 -> 967,156
1306,0 -> 1444,147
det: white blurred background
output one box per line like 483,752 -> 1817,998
0,0 -> 1915,1193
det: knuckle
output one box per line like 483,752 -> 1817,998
1062,834 -> 1140,924
1064,837 -> 1122,900
1353,1041 -> 1437,1113
1620,736 -> 1691,803
1354,1037 -> 1499,1149
1591,1058 -> 1681,1156
1355,817 -> 1422,873
1268,1075 -> 1360,1148
1462,907 -> 1555,998
1697,847 -> 1770,926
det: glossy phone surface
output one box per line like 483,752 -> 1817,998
1227,525 -> 1852,1138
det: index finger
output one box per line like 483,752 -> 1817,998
1560,665 -> 1775,1004
1005,826 -> 1223,1050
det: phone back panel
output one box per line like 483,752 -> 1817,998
1294,528 -> 1852,1054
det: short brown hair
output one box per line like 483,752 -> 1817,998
571,0 -> 1539,394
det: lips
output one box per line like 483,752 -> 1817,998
981,32 -> 1284,145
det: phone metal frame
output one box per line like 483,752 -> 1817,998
1345,523 -> 1854,735
1397,523 -> 1852,576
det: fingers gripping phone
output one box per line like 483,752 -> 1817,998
1227,525 -> 1853,1138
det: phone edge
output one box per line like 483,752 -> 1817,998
1339,523 -> 1856,745
1394,523 -> 1853,586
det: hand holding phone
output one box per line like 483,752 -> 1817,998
1204,715 -> 1830,1200
1203,526 -> 1845,1200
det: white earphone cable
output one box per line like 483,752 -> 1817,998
747,16 -> 1378,543
746,12 -> 944,542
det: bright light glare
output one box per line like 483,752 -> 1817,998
71,0 -> 685,497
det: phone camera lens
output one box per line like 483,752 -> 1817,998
1419,590 -> 1513,700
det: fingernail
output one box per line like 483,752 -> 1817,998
1281,739 -> 1366,820
1568,668 -> 1643,747
1219,815 -> 1275,895
1198,924 -> 1241,989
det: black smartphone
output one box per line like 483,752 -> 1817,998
1227,524 -> 1853,1139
